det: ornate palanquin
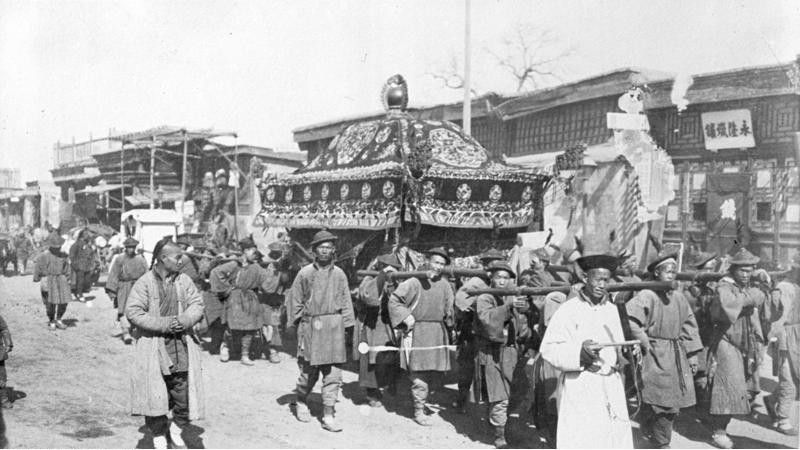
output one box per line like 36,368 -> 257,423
257,76 -> 550,233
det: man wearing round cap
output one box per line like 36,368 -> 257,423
125,238 -> 205,450
33,233 -> 73,330
209,237 -> 273,366
626,254 -> 703,448
540,254 -> 633,448
353,252 -> 403,407
388,247 -> 455,426
764,253 -> 800,436
106,237 -> 148,344
474,261 -> 534,448
452,248 -> 504,413
703,248 -> 769,449
286,230 -> 355,432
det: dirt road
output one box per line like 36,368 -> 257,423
0,274 -> 797,448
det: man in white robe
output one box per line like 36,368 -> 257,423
540,254 -> 633,449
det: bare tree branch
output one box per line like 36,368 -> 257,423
484,23 -> 574,92
427,53 -> 480,97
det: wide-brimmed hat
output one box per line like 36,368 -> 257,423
376,253 -> 402,269
729,248 -> 760,266
123,237 -> 139,248
478,248 -> 504,263
215,168 -> 228,179
689,251 -> 717,270
175,233 -> 192,246
426,247 -> 451,265
487,261 -> 516,278
310,230 -> 338,248
46,233 -> 65,248
576,254 -> 619,273
647,253 -> 678,273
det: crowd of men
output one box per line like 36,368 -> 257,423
21,224 -> 800,449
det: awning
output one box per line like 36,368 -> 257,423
125,189 -> 185,207
504,140 -> 622,171
76,184 -> 124,194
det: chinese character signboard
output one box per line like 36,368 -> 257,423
700,109 -> 755,151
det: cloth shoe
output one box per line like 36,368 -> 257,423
775,421 -> 799,436
493,425 -> 508,449
0,388 -> 13,409
241,356 -> 255,366
413,411 -> 433,426
711,431 -> 733,449
268,349 -> 282,364
48,321 -> 56,330
294,401 -> 311,423
219,343 -> 230,362
152,435 -> 168,450
321,412 -> 342,433
55,320 -> 67,330
168,422 -> 186,449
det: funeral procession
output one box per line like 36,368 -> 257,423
0,1 -> 799,449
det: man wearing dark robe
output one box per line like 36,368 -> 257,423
452,248 -> 503,412
286,230 -> 355,432
388,247 -> 454,426
474,261 -> 534,448
705,248 -> 769,449
69,229 -> 95,302
627,254 -> 703,448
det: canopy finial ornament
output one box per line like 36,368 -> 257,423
381,74 -> 408,112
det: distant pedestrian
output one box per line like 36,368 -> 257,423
69,229 -> 95,304
33,233 -> 72,330
0,313 -> 13,409
106,237 -> 147,344
125,239 -> 205,450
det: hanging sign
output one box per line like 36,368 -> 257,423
700,109 -> 755,150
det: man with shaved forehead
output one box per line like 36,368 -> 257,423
126,239 -> 205,449
540,254 -> 633,448
627,254 -> 702,449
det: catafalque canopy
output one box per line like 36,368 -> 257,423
257,75 -> 550,231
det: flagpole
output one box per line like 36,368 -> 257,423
462,0 -> 472,135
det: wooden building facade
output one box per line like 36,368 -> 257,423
294,59 -> 800,267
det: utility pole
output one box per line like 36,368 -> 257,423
150,135 -> 156,210
181,130 -> 188,220
462,0 -> 472,135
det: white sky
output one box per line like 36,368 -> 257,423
1,0 -> 798,183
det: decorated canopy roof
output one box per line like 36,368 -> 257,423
258,75 -> 550,230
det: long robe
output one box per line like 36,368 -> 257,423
258,263 -> 286,328
540,291 -> 633,449
707,277 -> 766,415
388,276 -> 454,372
210,261 -> 273,331
533,291 -> 567,430
627,289 -> 703,410
106,253 -> 148,315
772,280 -> 800,390
33,250 -> 72,305
474,293 -> 530,403
286,262 -> 355,366
125,271 -> 205,419
354,275 -> 398,388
